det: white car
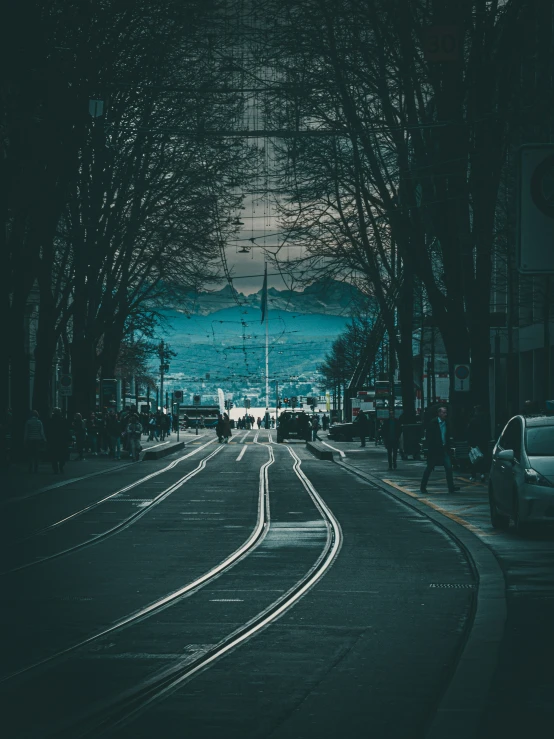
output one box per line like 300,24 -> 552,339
489,415 -> 554,534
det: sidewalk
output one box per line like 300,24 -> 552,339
325,440 -> 554,739
0,430 -> 206,501
324,440 -> 492,538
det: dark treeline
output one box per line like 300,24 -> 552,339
2,1 -> 251,439
260,0 -> 552,428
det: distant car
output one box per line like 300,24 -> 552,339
327,422 -> 360,442
489,415 -> 554,534
276,411 -> 310,443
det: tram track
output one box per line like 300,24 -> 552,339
9,439 -> 217,547
1,441 -> 223,576
52,442 -> 342,738
0,434 -> 208,508
2,437 -> 343,739
1,443 -> 275,685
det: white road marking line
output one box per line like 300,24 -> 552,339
236,445 -> 247,461
1,445 -> 275,685
13,439 -> 218,543
100,444 -> 340,730
321,441 -> 345,458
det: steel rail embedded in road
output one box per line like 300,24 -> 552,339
1,444 -> 275,686
61,441 -> 342,738
11,439 -> 217,546
1,443 -> 224,577
0,434 -> 208,507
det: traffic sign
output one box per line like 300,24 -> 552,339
517,144 -> 554,273
453,364 -> 470,392
59,374 -> 72,397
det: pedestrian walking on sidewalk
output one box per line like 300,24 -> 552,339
24,410 -> 46,472
355,409 -> 370,447
381,408 -> 403,470
148,414 -> 159,441
106,410 -> 122,460
126,414 -> 143,462
311,415 -> 320,441
215,413 -> 225,443
222,413 -> 232,443
420,406 -> 459,494
46,408 -> 71,473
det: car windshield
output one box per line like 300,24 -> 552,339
525,426 -> 554,456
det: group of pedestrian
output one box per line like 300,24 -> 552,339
70,408 -> 146,461
22,407 -> 73,473
215,413 -> 232,443
236,415 -> 255,430
146,411 -> 175,441
20,405 -> 180,473
354,403 -> 492,495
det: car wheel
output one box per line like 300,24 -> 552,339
512,491 -> 530,536
489,483 -> 509,530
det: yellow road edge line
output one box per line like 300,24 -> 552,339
381,478 -> 497,535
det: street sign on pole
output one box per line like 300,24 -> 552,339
453,364 -> 470,392
59,374 -> 72,397
517,144 -> 554,273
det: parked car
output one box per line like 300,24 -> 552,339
488,415 -> 554,534
328,422 -> 360,442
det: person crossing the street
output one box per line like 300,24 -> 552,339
420,406 -> 459,494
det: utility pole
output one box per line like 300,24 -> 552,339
159,340 -> 165,412
545,275 -> 551,401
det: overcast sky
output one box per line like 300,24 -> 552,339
209,193 -> 306,295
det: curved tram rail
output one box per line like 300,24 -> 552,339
3,439 -> 343,739
2,440 -> 223,575
1,443 -> 275,684
59,442 -> 342,738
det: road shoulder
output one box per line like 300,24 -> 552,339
335,458 -> 507,739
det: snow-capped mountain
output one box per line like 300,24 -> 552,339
177,279 -> 365,317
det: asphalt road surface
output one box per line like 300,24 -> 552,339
1,430 -> 552,738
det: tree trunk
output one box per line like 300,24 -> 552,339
32,286 -> 58,419
8,308 -> 31,457
397,272 -> 416,422
32,339 -> 56,421
70,336 -> 98,418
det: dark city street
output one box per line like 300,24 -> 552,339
2,1 -> 554,737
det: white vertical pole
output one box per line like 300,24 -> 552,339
265,307 -> 269,410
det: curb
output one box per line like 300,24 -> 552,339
335,459 -> 506,739
305,441 -> 334,461
142,441 -> 185,460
